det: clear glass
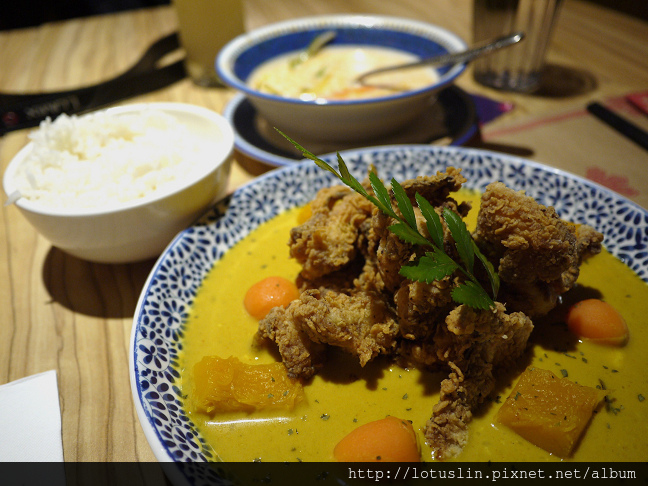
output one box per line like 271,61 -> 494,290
173,0 -> 245,87
473,0 -> 563,93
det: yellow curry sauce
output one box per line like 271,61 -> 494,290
180,190 -> 648,462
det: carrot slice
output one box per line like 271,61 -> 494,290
333,416 -> 420,462
244,276 -> 299,320
566,298 -> 628,346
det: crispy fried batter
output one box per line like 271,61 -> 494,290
291,288 -> 399,366
394,278 -> 455,340
289,187 -> 374,280
258,306 -> 327,379
473,182 -> 603,317
400,167 -> 467,206
473,182 -> 579,283
425,303 -> 533,459
259,287 -> 399,377
258,169 -> 601,460
368,169 -> 472,294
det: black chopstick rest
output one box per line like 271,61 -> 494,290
586,101 -> 648,152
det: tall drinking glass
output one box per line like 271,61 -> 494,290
472,0 -> 563,93
173,0 -> 245,87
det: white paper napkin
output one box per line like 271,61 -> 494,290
0,369 -> 64,461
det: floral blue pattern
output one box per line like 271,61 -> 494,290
130,145 -> 648,477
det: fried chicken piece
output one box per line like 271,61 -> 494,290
426,363 -> 473,459
396,339 -> 441,369
259,169 -> 599,460
367,168 -> 472,295
365,170 -> 473,338
393,278 -> 455,340
258,288 -> 399,378
424,302 -> 534,459
353,255 -> 387,294
289,186 -> 374,280
400,167 -> 467,206
473,182 -> 578,283
370,208 -> 414,292
296,258 -> 364,294
473,182 -> 603,317
292,289 -> 399,366
561,222 -> 604,291
258,306 -> 327,380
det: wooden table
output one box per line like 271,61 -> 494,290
1,0 -> 647,463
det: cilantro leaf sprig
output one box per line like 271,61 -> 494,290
279,131 -> 499,310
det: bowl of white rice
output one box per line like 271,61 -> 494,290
2,102 -> 234,263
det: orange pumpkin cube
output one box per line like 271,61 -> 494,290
191,355 -> 304,414
496,367 -> 605,457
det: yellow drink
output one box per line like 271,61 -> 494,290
173,0 -> 244,86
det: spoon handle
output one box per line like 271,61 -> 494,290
357,31 -> 525,85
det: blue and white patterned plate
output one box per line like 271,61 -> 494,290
129,145 -> 648,477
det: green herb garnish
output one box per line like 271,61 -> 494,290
279,131 -> 499,310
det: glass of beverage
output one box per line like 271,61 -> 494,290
472,0 -> 564,93
173,0 -> 245,87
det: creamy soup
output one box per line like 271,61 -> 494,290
248,46 -> 440,101
179,190 -> 648,462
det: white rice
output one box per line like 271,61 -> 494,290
12,109 -> 212,210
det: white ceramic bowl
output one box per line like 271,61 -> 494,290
216,15 -> 467,143
2,102 -> 234,264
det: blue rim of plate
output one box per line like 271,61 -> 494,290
129,145 -> 648,479
223,85 -> 479,167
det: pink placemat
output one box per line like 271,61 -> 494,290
479,92 -> 648,210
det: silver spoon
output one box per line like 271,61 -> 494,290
356,31 -> 525,86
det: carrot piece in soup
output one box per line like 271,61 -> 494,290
328,85 -> 383,100
566,298 -> 628,345
496,368 -> 606,457
333,416 -> 420,462
191,355 -> 304,414
244,276 -> 299,320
